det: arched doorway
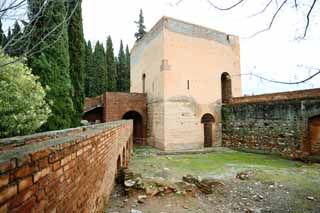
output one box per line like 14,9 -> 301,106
308,115 -> 320,155
123,111 -> 143,145
201,114 -> 215,148
221,72 -> 232,103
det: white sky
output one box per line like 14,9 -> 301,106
82,0 -> 320,95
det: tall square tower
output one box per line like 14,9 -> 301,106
131,17 -> 242,150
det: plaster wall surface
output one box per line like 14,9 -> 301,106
131,16 -> 242,150
131,19 -> 165,148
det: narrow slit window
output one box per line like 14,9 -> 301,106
187,80 -> 190,90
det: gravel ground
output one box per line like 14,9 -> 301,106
105,147 -> 320,213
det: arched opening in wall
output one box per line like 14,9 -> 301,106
142,73 -> 146,93
122,148 -> 126,168
82,107 -> 103,123
123,111 -> 143,145
306,115 -> 320,155
116,155 -> 121,176
221,72 -> 232,103
201,113 -> 215,148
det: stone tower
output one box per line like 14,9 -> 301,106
131,16 -> 242,151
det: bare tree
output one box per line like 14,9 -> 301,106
0,0 -> 80,67
176,0 -> 318,39
174,0 -> 319,85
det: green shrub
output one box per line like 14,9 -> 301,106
0,52 -> 51,138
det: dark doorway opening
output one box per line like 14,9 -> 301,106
123,111 -> 143,145
221,72 -> 232,103
307,115 -> 320,155
201,113 -> 215,148
82,107 -> 103,123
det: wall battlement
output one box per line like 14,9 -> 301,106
0,121 -> 133,212
229,88 -> 320,105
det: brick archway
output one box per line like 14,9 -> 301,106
83,92 -> 147,144
123,111 -> 144,145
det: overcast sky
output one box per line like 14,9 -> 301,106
82,0 -> 320,95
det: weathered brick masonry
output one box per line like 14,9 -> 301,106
104,92 -> 147,145
0,120 -> 133,212
84,92 -> 147,145
222,88 -> 320,159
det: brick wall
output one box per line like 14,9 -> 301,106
84,96 -> 104,112
104,92 -> 147,144
222,90 -> 320,159
0,120 -> 133,212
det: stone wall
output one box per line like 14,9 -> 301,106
0,121 -> 133,212
222,89 -> 320,159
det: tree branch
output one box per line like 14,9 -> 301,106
248,0 -> 273,18
303,0 -> 317,38
247,0 -> 288,38
206,0 -> 246,11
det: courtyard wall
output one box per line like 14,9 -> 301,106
222,88 -> 320,158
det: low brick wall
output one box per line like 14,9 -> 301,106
222,90 -> 320,159
0,120 -> 133,212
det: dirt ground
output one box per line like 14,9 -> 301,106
105,147 -> 320,213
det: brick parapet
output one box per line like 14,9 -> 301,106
0,120 -> 133,212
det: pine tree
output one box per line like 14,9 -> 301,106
134,9 -> 146,41
67,0 -> 85,126
84,40 -> 95,97
93,41 -> 107,96
125,45 -> 131,91
106,36 -> 117,92
117,40 -> 126,91
27,0 -> 75,131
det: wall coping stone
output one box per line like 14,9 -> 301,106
0,120 -> 132,164
229,88 -> 320,105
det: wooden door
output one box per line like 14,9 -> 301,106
204,122 -> 213,148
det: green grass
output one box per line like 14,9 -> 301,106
128,147 -> 320,212
130,147 -> 320,193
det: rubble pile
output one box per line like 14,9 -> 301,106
182,174 -> 224,194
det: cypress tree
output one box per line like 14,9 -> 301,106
134,9 -> 146,41
27,0 -> 75,130
124,45 -> 131,91
117,40 -> 126,91
7,21 -> 23,57
93,41 -> 107,96
84,40 -> 95,97
67,0 -> 85,126
4,28 -> 12,54
0,20 -> 5,47
115,56 -> 119,90
106,36 -> 117,92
